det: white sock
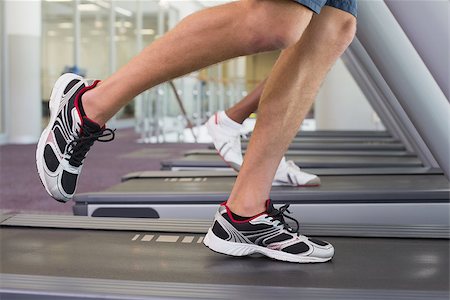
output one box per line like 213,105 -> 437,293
218,111 -> 243,132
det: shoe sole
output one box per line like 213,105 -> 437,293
36,73 -> 82,202
203,229 -> 332,263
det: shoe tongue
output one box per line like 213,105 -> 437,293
265,200 -> 277,215
82,116 -> 102,134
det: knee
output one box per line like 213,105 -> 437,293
242,0 -> 313,52
322,15 -> 357,53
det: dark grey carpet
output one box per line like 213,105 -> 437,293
0,129 -> 206,214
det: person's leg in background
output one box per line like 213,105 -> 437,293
204,4 -> 357,263
206,75 -> 321,186
226,78 -> 268,125
36,0 -> 314,201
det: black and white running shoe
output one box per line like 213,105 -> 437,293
36,73 -> 115,202
204,200 -> 334,263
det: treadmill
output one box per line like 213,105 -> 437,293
242,136 -> 399,144
237,142 -> 407,151
267,130 -> 392,138
73,170 -> 450,225
187,149 -> 416,157
1,214 -> 448,300
161,152 -> 423,170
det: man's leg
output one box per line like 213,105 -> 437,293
226,78 -> 267,124
36,0 -> 315,202
81,0 -> 313,126
227,6 -> 357,216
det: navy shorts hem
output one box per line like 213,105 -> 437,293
293,0 -> 324,15
293,0 -> 357,18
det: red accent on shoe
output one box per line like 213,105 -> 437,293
215,112 -> 218,125
223,202 -> 266,224
74,80 -> 102,134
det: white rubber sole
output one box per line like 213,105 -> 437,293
35,73 -> 83,201
203,229 -> 332,263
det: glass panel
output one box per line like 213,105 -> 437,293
114,0 -> 138,120
0,0 -> 4,134
42,0 -> 74,124
79,0 -> 109,81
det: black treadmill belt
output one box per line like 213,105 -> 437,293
1,227 -> 448,292
187,149 -> 415,157
278,130 -> 392,138
239,142 -> 406,151
103,174 -> 447,200
164,154 -> 422,169
243,137 -> 399,143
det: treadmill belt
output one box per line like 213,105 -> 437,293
239,142 -> 406,151
163,154 -> 423,169
105,174 -> 447,197
1,226 -> 448,292
293,130 -> 392,138
243,137 -> 399,144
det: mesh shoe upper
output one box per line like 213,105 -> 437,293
208,201 -> 334,260
37,74 -> 114,202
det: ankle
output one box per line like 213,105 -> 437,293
226,200 -> 266,218
80,88 -> 107,127
225,109 -> 246,125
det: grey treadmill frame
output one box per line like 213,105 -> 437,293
344,1 -> 449,178
1,214 -> 448,300
73,172 -> 450,226
161,152 -> 423,170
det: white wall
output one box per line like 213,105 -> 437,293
314,58 -> 384,131
5,0 -> 42,144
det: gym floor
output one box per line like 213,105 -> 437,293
0,129 -> 207,215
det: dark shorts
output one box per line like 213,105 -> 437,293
294,0 -> 357,18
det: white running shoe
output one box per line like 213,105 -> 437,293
206,111 -> 320,186
206,112 -> 243,171
36,73 -> 115,202
204,201 -> 334,263
272,157 -> 321,187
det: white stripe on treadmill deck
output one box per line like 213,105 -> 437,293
179,178 -> 193,182
197,237 -> 204,243
131,234 -> 140,241
141,235 -> 154,242
156,235 -> 179,243
181,236 -> 194,243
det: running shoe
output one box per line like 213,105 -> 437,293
206,112 -> 243,171
36,73 -> 115,202
204,200 -> 334,263
273,157 -> 321,186
206,111 -> 320,186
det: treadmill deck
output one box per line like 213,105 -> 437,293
1,222 -> 448,292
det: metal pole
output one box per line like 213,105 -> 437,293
156,1 -> 168,142
109,1 -> 116,74
74,0 -> 80,69
135,0 -> 145,139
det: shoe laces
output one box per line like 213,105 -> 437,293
66,125 -> 115,167
269,204 -> 300,235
